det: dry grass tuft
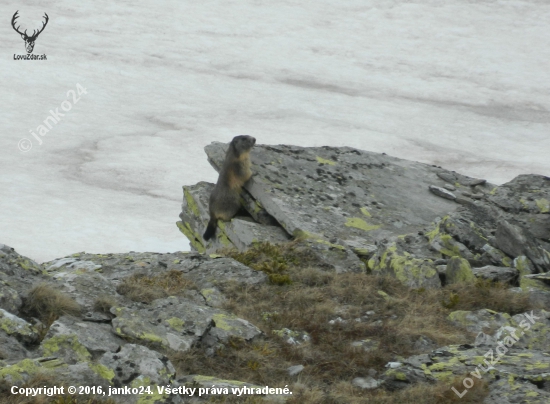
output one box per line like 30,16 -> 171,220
116,269 -> 196,303
93,295 -> 116,314
441,278 -> 532,314
21,284 -> 81,329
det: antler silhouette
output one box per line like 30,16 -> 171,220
11,11 -> 49,53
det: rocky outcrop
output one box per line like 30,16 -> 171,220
383,309 -> 550,402
179,142 -> 549,293
0,246 -> 267,403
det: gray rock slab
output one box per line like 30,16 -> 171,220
495,220 -> 550,273
42,316 -> 125,359
111,297 -> 213,353
368,241 -> 441,288
44,264 -> 123,322
0,244 -> 48,297
472,265 -> 519,284
172,254 -> 267,289
383,344 -> 550,401
445,257 -> 475,285
448,309 -> 512,334
486,174 -> 550,215
46,251 -> 267,291
0,284 -> 22,314
179,182 -> 290,254
0,308 -> 39,344
429,185 -> 456,200
99,344 -> 175,386
0,331 -> 32,361
111,296 -> 261,354
205,142 -> 465,251
294,238 -> 366,273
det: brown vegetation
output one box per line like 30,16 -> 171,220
168,242 -> 533,403
21,284 -> 81,335
116,269 -> 196,303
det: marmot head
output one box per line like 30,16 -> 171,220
230,135 -> 256,158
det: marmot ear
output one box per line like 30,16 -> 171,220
231,139 -> 241,158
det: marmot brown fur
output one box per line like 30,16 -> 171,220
203,135 -> 256,241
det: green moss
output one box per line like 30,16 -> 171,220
315,156 -> 336,165
345,217 -> 381,232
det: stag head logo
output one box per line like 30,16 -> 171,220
11,11 -> 49,54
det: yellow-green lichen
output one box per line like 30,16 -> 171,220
0,313 -> 37,339
212,313 -> 239,332
41,335 -> 92,362
446,257 -> 475,283
183,187 -> 200,217
315,156 -> 336,165
132,376 -> 165,404
345,217 -> 381,232
535,198 -> 549,213
360,207 -> 371,217
140,332 -> 164,344
502,256 -> 512,267
372,245 -> 437,286
0,359 -> 43,384
166,317 -> 185,332
293,229 -> 318,240
90,363 -> 115,382
377,290 -> 391,301
176,221 -> 205,253
469,222 -> 488,241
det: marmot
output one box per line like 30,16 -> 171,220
203,135 -> 256,241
